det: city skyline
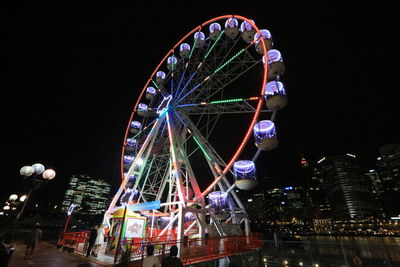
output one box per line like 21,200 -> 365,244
2,3 -> 398,202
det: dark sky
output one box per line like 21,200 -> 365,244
1,2 -> 399,206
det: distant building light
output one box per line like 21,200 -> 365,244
281,201 -> 285,205
317,157 -> 325,164
391,217 -> 400,220
369,169 -> 375,173
248,199 -> 253,202
377,157 -> 382,160
284,186 -> 293,190
346,153 -> 356,158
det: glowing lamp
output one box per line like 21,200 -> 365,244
240,20 -> 256,42
42,169 -> 56,180
194,32 -> 205,48
209,23 -> 222,40
146,86 -> 157,100
233,160 -> 257,190
32,163 -> 45,175
264,81 -> 287,110
3,206 -> 10,211
156,71 -> 166,84
254,29 -> 273,53
9,194 -> 18,201
20,166 -> 35,177
129,121 -> 142,134
137,103 -> 148,116
225,18 -> 239,39
253,120 -> 278,151
20,195 -> 27,202
167,56 -> 177,70
179,43 -> 191,58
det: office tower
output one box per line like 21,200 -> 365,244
316,154 -> 374,219
62,174 -> 111,215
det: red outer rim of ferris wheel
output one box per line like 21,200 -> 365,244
119,15 -> 268,196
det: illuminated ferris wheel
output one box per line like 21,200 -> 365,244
106,15 -> 287,241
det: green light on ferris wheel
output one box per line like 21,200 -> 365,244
192,136 -> 212,161
210,98 -> 243,104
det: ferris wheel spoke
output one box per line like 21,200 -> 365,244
174,33 -> 240,103
176,47 -> 260,105
175,97 -> 266,115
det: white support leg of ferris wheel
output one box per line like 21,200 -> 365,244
104,116 -> 164,226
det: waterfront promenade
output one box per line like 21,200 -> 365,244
8,241 -> 113,267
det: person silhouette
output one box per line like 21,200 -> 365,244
24,223 -> 42,260
142,245 -> 160,267
161,245 -> 183,267
86,225 -> 98,257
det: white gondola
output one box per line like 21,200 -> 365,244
155,71 -> 166,85
263,49 -> 285,80
179,43 -> 190,58
240,20 -> 256,43
146,86 -> 157,100
137,103 -> 148,116
253,120 -> 278,151
129,121 -> 142,134
254,29 -> 273,54
233,160 -> 257,190
264,81 -> 287,110
225,18 -> 239,39
209,23 -> 222,41
167,56 -> 177,71
194,32 -> 205,48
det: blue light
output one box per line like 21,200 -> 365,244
225,18 -> 238,28
124,155 -> 135,164
146,87 -> 156,95
194,32 -> 205,41
209,191 -> 229,210
167,56 -> 177,65
209,23 -> 221,33
156,71 -> 166,79
264,81 -> 286,98
240,20 -> 254,32
253,120 -> 276,144
126,138 -> 137,147
284,186 -> 293,191
138,103 -> 148,110
180,43 -> 190,52
233,160 -> 256,181
254,29 -> 272,44
130,121 -> 142,130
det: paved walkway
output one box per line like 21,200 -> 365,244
8,242 -> 114,267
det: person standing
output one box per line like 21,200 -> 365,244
161,245 -> 183,267
24,223 -> 42,260
92,224 -> 105,257
86,225 -> 98,257
142,245 -> 160,267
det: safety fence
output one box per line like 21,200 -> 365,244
59,231 -> 90,254
116,233 -> 262,266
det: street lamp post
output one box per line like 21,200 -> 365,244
17,163 -> 56,220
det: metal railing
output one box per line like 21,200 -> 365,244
116,233 -> 262,266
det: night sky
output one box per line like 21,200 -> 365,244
1,2 -> 399,206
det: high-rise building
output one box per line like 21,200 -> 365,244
377,143 -> 400,216
62,174 -> 111,215
244,192 -> 268,231
316,154 -> 374,219
308,167 -> 331,219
